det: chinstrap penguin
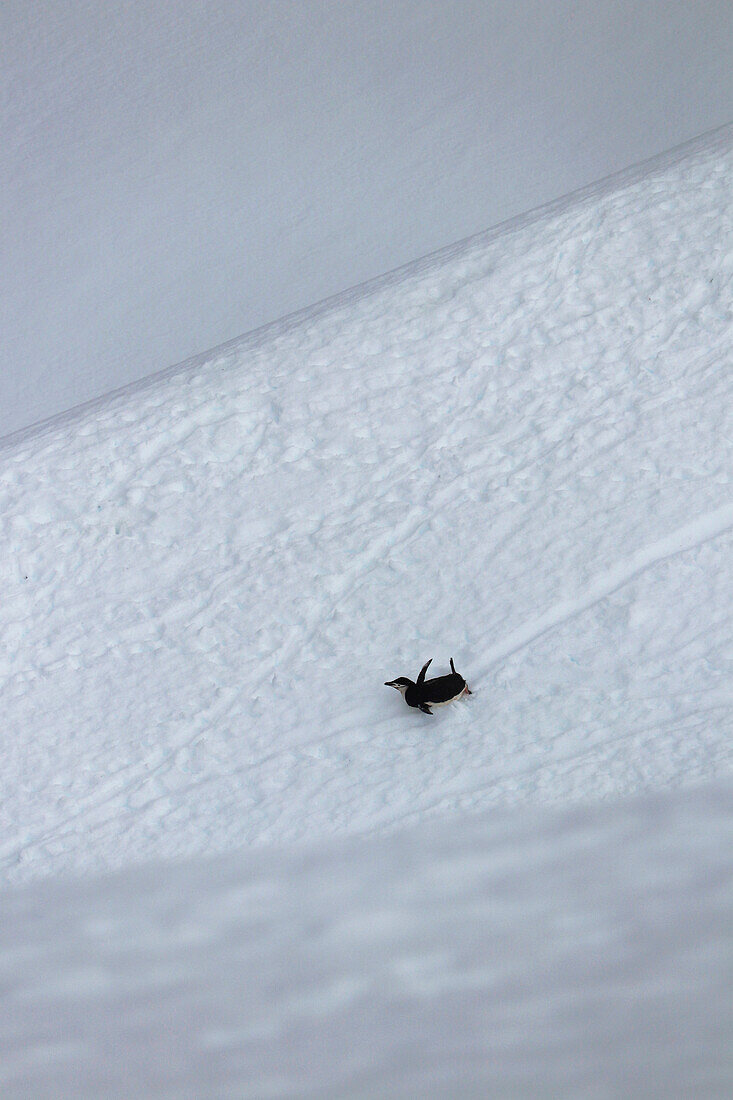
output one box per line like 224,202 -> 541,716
385,658 -> 472,715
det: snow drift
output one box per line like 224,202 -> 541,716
2,126 -> 731,886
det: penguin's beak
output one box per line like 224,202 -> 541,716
385,680 -> 397,688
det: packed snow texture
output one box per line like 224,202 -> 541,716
1,127 -> 731,888
2,784 -> 731,1099
3,1 -> 733,437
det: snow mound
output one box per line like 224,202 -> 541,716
1,127 -> 732,885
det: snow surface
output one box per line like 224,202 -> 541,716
2,125 -> 732,887
3,1 -> 733,437
2,783 -> 731,1099
1,126 -> 732,1096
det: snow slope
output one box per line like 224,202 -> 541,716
2,783 -> 731,1099
4,1 -> 733,437
1,126 -> 731,888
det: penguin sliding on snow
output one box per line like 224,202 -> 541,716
385,658 -> 472,715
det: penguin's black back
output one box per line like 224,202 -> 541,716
406,671 -> 465,707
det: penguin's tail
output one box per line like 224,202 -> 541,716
450,657 -> 456,674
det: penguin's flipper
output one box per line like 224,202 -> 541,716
417,658 -> 433,685
418,703 -> 433,715
450,657 -> 456,674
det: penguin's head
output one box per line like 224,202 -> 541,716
384,676 -> 412,696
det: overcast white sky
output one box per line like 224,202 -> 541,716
2,0 -> 733,439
